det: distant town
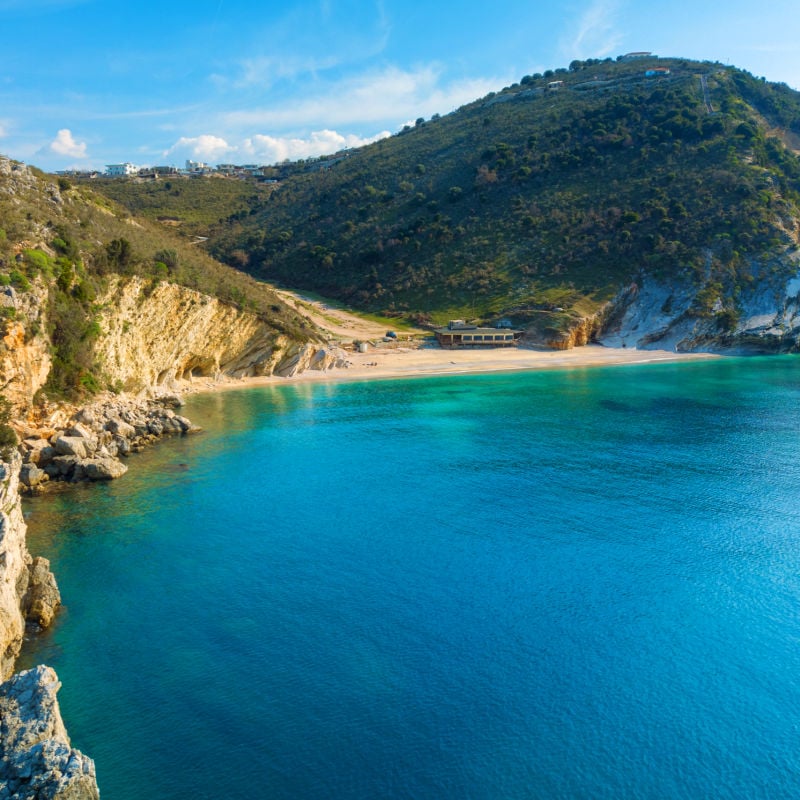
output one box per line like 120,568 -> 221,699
56,151 -> 353,181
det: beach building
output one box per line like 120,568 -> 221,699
434,320 -> 523,348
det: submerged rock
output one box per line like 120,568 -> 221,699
0,666 -> 99,799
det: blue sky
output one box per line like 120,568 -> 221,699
2,0 -> 799,172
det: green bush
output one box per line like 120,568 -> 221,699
23,249 -> 53,276
0,397 -> 17,461
9,270 -> 31,291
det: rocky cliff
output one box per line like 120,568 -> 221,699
0,240 -> 345,797
0,275 -> 344,413
92,276 -> 344,393
0,666 -> 98,799
598,251 -> 800,352
0,453 -> 60,679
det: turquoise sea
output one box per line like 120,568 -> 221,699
19,357 -> 800,799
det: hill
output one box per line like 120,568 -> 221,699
0,156 -> 323,403
88,56 -> 800,350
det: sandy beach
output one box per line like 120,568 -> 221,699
190,342 -> 720,395
182,289 -> 721,394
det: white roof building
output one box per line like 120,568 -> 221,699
106,162 -> 138,176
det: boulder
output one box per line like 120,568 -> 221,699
159,393 -> 184,408
147,420 -> 164,436
0,666 -> 99,800
23,557 -> 61,629
36,446 -> 57,466
21,439 -> 50,465
19,463 -> 47,489
43,456 -> 79,480
104,418 -> 136,439
174,415 -> 193,432
71,407 -> 97,427
52,436 -> 88,460
82,456 -> 128,481
64,422 -> 94,442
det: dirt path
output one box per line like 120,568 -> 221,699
272,287 -> 424,342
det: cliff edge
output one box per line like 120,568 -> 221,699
0,453 -> 60,678
0,666 -> 99,799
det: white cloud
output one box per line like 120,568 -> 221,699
0,123 -> 6,138
222,65 -> 506,130
242,129 -> 391,163
225,54 -> 342,90
164,129 -> 390,166
49,128 -> 87,158
164,134 -> 236,161
560,0 -> 623,59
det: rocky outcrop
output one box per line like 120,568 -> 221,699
93,276 -> 342,393
521,309 -> 606,350
0,666 -> 99,799
0,274 -> 344,414
0,453 -> 60,679
599,258 -> 800,352
16,394 -> 199,493
0,290 -> 52,412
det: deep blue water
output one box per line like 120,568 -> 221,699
19,358 -> 800,799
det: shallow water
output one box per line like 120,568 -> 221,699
20,357 -> 800,798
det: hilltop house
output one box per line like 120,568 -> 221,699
105,162 -> 138,176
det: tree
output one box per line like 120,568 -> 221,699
106,238 -> 132,270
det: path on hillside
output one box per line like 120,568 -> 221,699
699,75 -> 714,114
272,287 -> 424,342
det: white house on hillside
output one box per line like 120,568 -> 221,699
105,162 -> 138,176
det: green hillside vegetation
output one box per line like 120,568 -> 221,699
0,162 -> 317,399
89,56 -> 800,333
91,174 -> 273,237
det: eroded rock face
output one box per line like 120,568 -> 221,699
20,558 -> 61,630
92,276 -> 332,391
598,261 -> 800,353
0,666 -> 99,800
0,454 -> 60,679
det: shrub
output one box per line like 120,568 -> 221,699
9,270 -> 31,291
0,397 -> 17,461
23,249 -> 53,276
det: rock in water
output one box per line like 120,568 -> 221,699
22,558 -> 61,630
81,457 -> 128,481
0,666 -> 99,799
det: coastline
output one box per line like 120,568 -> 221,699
183,343 -> 721,395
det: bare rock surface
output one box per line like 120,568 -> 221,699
19,395 -> 199,492
0,666 -> 99,800
20,559 -> 60,630
0,455 -> 60,678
